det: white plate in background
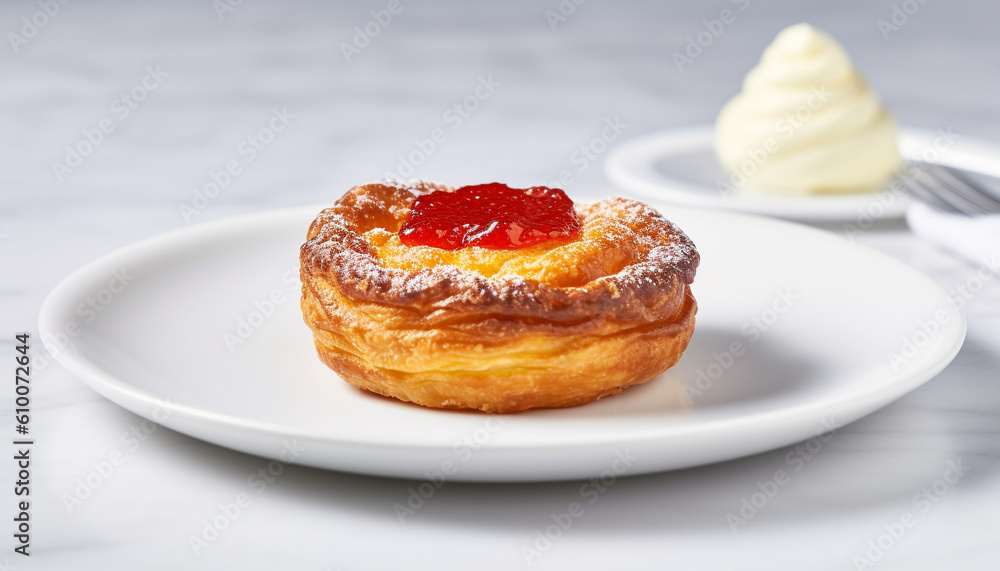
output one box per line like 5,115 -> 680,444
604,126 -> 1000,221
39,204 -> 965,482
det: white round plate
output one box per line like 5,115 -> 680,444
40,205 -> 965,482
605,125 -> 1000,221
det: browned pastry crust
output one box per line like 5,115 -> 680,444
300,181 -> 699,413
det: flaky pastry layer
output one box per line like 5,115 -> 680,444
300,181 -> 699,413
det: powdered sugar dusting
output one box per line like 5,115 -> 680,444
301,183 -> 699,323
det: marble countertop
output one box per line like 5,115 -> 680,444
3,0 -> 999,569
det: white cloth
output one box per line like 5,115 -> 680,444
906,202 -> 1000,267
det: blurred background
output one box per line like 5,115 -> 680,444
3,0 -> 999,569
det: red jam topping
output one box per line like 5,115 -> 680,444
398,183 -> 580,250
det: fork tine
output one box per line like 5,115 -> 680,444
925,164 -> 1000,214
900,169 -> 966,214
908,164 -> 990,215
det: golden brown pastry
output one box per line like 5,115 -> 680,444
300,181 -> 698,413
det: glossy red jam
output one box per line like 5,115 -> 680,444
398,183 -> 580,250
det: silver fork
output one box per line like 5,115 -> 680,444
898,162 -> 1000,215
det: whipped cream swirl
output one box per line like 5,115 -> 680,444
715,23 -> 902,194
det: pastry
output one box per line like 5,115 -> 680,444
300,181 -> 698,413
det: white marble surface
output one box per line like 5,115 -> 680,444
3,0 -> 1000,569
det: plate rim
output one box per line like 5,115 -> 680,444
604,124 -> 1000,221
39,205 -> 968,459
